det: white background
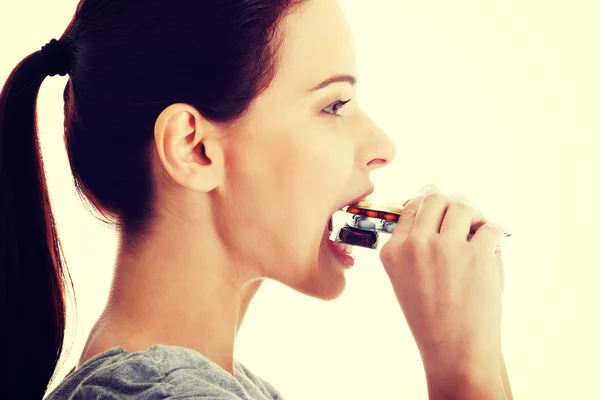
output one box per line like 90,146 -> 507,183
1,1 -> 598,399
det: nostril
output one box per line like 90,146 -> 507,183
367,158 -> 386,168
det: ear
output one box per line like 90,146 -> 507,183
153,103 -> 224,192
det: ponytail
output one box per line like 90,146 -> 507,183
0,47 -> 75,399
2,0 -> 311,395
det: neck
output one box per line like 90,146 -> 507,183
93,216 -> 263,377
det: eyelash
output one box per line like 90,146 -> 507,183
322,99 -> 352,118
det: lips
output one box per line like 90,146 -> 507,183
335,187 -> 375,213
327,187 -> 374,235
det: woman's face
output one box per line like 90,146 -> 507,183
210,0 -> 396,299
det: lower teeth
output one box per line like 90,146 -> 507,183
333,241 -> 354,254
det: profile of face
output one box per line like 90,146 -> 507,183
153,0 -> 397,301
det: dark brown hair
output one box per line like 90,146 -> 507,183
0,0 -> 306,398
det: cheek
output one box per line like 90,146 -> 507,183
281,136 -> 352,195
280,142 -> 354,243
226,126 -> 354,256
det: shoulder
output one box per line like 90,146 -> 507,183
45,344 -> 283,400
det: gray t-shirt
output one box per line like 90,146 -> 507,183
44,344 -> 285,399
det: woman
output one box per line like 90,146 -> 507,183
0,0 -> 512,399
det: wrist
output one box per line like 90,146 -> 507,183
425,361 -> 505,400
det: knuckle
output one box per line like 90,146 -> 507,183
448,200 -> 473,214
481,221 -> 503,233
404,232 -> 426,246
438,236 -> 466,258
403,234 -> 430,257
476,224 -> 495,234
423,192 -> 450,203
379,244 -> 395,263
399,207 -> 415,219
438,233 -> 462,248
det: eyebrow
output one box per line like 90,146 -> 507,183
309,74 -> 358,92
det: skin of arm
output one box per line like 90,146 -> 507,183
235,281 -> 514,399
500,353 -> 513,400
236,279 -> 513,399
424,351 -> 511,400
425,366 -> 506,400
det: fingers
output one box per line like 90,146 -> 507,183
411,193 -> 453,238
393,184 -> 439,240
386,206 -> 417,246
494,248 -> 505,294
469,221 -> 505,253
438,198 -> 478,240
385,185 -> 506,293
388,192 -> 478,245
410,193 -> 488,238
439,196 -> 488,238
396,185 -> 500,243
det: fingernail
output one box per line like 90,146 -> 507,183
400,208 -> 417,217
400,208 -> 415,219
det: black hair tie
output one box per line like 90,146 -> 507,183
40,38 -> 72,77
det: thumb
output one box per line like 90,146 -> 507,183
381,204 -> 417,252
392,184 -> 442,239
379,202 -> 418,275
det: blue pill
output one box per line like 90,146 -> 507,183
355,218 -> 376,230
382,222 -> 397,233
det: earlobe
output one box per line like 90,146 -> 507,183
186,140 -> 225,192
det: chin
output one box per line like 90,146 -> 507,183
276,231 -> 349,301
309,283 -> 347,301
288,259 -> 349,302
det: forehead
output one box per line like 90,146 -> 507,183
275,0 -> 357,92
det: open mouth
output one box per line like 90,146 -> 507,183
324,188 -> 375,254
327,209 -> 346,236
326,211 -> 356,260
326,195 -> 367,237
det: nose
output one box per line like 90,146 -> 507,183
357,111 -> 397,171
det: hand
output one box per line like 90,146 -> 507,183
409,186 -> 506,295
380,184 -> 506,378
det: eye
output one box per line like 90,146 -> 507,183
322,99 -> 352,118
